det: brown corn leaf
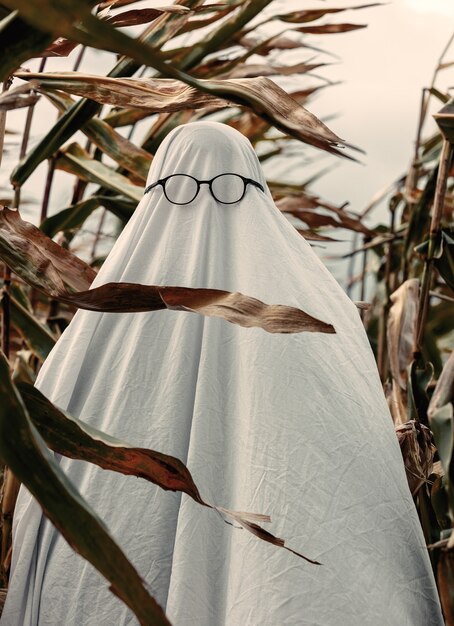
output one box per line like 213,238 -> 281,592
428,350 -> 454,419
61,283 -> 336,334
40,37 -> 80,58
17,72 -> 229,112
19,383 -> 320,566
238,35 -> 309,56
19,382 -> 206,502
0,205 -> 96,293
385,380 -> 408,426
387,279 -> 420,389
276,195 -> 375,236
15,72 -> 357,158
297,230 -> 339,242
178,5 -> 236,35
102,7 -> 189,28
217,61 -> 326,79
41,5 -> 191,56
295,23 -> 367,35
0,207 -> 335,335
217,507 -> 321,565
437,548 -> 454,624
0,81 -> 40,111
395,420 -> 435,496
275,5 -> 381,24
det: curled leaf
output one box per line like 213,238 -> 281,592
395,420 -> 435,496
0,81 -> 40,111
62,283 -> 336,335
387,279 -> 419,389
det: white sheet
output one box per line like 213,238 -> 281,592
2,122 -> 443,625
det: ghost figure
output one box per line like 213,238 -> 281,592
1,122 -> 443,626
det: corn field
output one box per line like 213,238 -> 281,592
0,1 -> 452,624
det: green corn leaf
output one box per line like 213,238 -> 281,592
41,88 -> 153,181
55,143 -> 143,202
9,294 -> 56,360
40,196 -> 100,237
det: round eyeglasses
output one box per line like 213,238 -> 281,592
144,173 -> 265,205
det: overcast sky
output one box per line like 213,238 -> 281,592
296,0 -> 454,220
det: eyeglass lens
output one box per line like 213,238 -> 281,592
163,174 -> 248,204
165,175 -> 198,204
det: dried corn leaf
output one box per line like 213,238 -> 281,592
16,72 -> 357,158
0,81 -> 40,111
387,279 -> 419,389
429,350 -> 454,418
18,382 -> 320,566
18,72 -> 228,112
395,420 -> 435,495
217,61 -> 326,79
275,4 -> 381,24
277,195 -> 375,236
0,207 -> 335,335
61,283 -> 336,334
42,5 -> 191,56
102,7 -> 189,28
295,23 -> 367,35
40,37 -> 79,58
0,353 -> 170,626
0,205 -> 96,292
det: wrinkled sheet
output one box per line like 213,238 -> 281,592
1,122 -> 443,626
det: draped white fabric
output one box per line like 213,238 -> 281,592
1,122 -> 443,626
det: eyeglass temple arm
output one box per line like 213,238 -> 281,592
144,181 -> 163,194
247,179 -> 265,192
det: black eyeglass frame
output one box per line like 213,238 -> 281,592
144,173 -> 265,205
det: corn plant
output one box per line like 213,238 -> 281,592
344,42 -> 454,622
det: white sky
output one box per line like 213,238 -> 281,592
404,0 -> 454,17
302,0 -> 454,219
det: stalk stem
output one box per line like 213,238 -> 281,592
414,138 -> 452,355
